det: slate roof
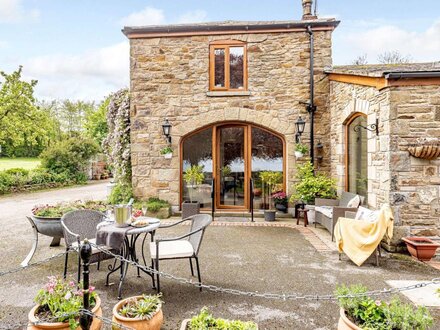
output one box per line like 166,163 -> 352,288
328,62 -> 440,77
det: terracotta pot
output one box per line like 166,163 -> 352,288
112,296 -> 163,330
338,309 -> 362,330
27,296 -> 102,330
402,237 -> 440,261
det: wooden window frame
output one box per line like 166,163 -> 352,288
344,112 -> 367,192
209,40 -> 248,92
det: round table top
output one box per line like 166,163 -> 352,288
97,218 -> 161,235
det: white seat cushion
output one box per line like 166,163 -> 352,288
355,207 -> 379,222
72,238 -> 112,254
315,206 -> 333,218
150,240 -> 194,259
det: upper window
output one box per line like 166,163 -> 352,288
209,40 -> 247,91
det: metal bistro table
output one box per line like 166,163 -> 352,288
97,219 -> 160,299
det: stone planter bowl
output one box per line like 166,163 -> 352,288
31,215 -> 64,246
402,237 -> 440,261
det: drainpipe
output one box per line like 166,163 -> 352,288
306,25 -> 316,166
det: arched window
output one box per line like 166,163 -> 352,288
345,113 -> 368,198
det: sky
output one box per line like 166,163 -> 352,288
0,0 -> 439,101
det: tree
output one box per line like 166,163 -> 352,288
351,54 -> 368,65
0,66 -> 50,151
84,96 -> 110,146
377,51 -> 412,64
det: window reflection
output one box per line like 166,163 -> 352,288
182,128 -> 213,208
229,47 -> 244,89
251,127 -> 283,210
347,116 -> 368,200
214,49 -> 225,88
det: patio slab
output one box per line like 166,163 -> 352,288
386,280 -> 440,307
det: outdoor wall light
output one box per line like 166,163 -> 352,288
354,118 -> 379,135
295,116 -> 306,143
162,119 -> 172,144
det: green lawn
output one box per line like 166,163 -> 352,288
0,158 -> 41,171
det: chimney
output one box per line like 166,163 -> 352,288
302,0 -> 317,20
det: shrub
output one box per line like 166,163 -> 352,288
5,168 -> 29,176
108,182 -> 133,205
189,308 -> 257,330
335,284 -> 433,330
40,137 -> 98,182
290,162 -> 337,204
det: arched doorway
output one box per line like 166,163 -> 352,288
345,113 -> 368,199
181,122 -> 285,211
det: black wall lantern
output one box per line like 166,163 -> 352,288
162,119 -> 172,144
295,116 -> 306,143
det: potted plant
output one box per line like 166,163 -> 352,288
160,146 -> 173,159
259,171 -> 283,221
182,165 -> 205,219
180,307 -> 257,330
295,143 -> 309,158
272,191 -> 288,213
28,276 -> 102,330
402,237 -> 440,261
335,284 -> 433,330
112,294 -> 163,330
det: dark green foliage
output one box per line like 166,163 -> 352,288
335,284 -> 433,330
40,137 -> 98,181
108,182 -> 133,205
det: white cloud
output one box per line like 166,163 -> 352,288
334,20 -> 440,65
119,7 -> 165,26
23,42 -> 129,101
178,10 -> 208,24
0,0 -> 40,23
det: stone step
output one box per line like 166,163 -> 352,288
174,210 -> 293,219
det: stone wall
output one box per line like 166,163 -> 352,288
329,81 -> 440,249
389,85 -> 440,241
130,29 -> 334,206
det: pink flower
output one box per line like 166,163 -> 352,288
89,286 -> 95,292
375,300 -> 381,306
69,281 -> 75,287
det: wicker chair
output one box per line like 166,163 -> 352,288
150,214 -> 212,292
61,210 -> 114,282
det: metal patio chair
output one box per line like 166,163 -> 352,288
61,210 -> 114,282
150,214 -> 212,292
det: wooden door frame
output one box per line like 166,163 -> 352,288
214,124 -> 249,210
179,121 -> 286,211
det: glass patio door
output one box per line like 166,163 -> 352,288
216,125 -> 248,208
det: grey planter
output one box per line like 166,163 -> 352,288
264,210 -> 276,222
31,215 -> 64,246
182,201 -> 200,219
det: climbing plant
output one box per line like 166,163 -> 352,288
102,88 -> 131,184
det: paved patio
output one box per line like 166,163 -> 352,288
1,217 -> 439,329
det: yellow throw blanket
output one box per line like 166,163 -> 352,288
334,204 -> 394,266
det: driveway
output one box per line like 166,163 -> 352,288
0,181 -> 109,266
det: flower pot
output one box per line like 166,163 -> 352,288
338,309 -> 362,330
295,151 -> 304,158
27,296 -> 103,330
30,215 -> 63,247
275,204 -> 287,213
163,153 -> 173,159
182,201 -> 200,219
112,296 -> 163,330
264,210 -> 276,222
402,237 -> 440,261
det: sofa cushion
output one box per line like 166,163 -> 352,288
355,206 -> 379,222
347,195 -> 361,208
315,206 -> 333,218
150,240 -> 194,259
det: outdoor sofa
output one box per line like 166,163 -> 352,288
315,191 -> 364,241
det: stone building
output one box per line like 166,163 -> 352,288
123,1 -> 440,248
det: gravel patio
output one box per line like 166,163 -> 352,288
1,217 -> 439,329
